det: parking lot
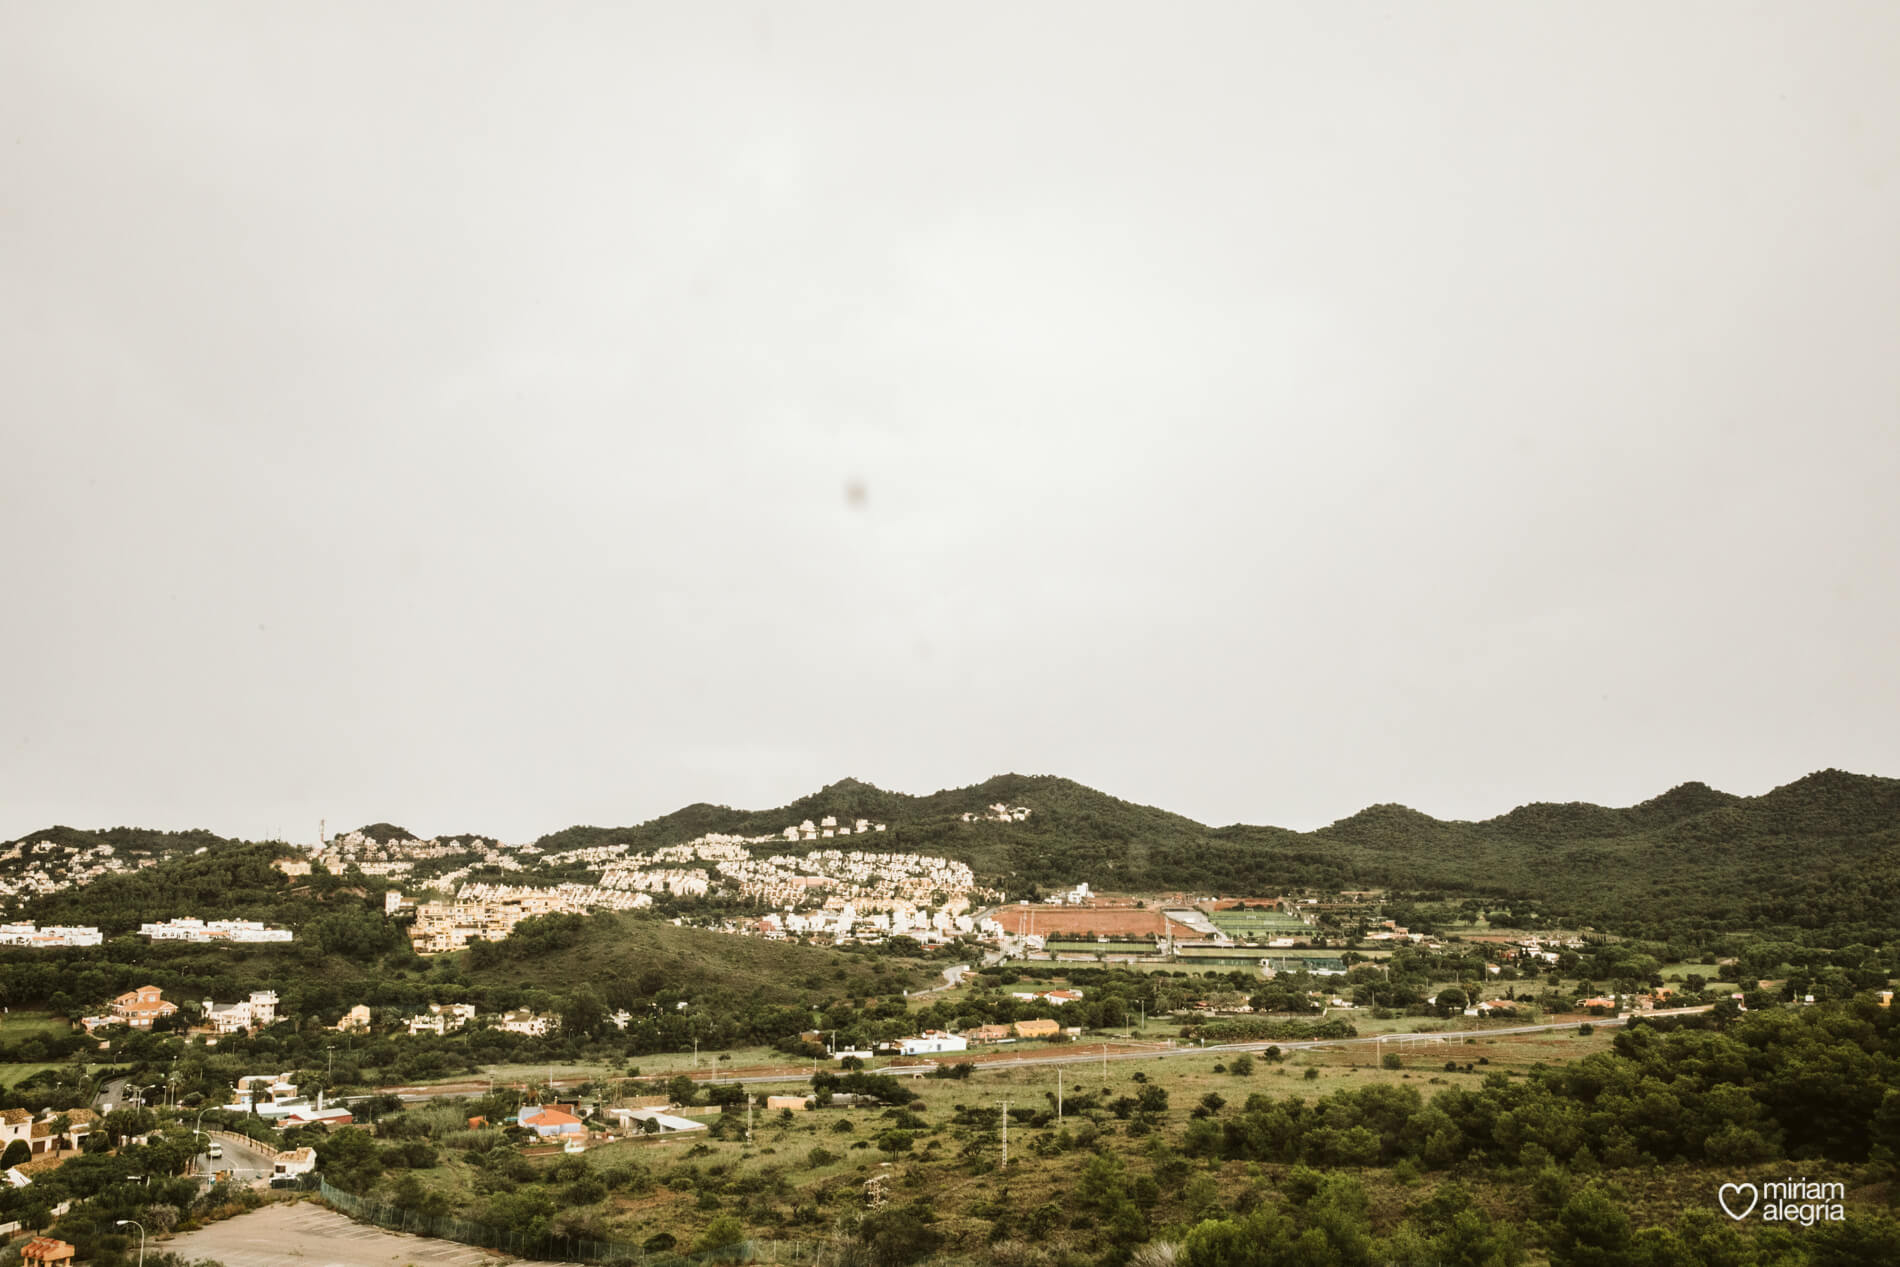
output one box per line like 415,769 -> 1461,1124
160,1202 -> 544,1267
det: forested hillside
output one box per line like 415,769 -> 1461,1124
531,769 -> 1900,940
10,769 -> 1899,944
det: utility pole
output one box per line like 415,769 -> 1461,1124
746,1095 -> 753,1143
1057,1068 -> 1063,1122
1000,1100 -> 1008,1169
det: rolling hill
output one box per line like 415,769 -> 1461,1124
9,769 -> 1898,941
528,769 -> 1900,938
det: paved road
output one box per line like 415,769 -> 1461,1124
95,1076 -> 130,1113
912,963 -> 971,994
204,1130 -> 283,1183
712,1005 -> 1716,1084
163,1202 -> 544,1267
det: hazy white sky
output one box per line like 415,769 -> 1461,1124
5,3 -> 1898,844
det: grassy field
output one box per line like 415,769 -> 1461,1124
0,1009 -> 75,1038
0,1062 -> 84,1087
462,913 -> 937,1000
1661,961 -> 1724,981
352,1020 -> 1849,1262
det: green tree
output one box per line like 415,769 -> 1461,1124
695,1214 -> 745,1254
561,985 -> 606,1039
1549,1185 -> 1631,1267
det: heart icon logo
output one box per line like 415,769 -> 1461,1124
1718,1183 -> 1759,1220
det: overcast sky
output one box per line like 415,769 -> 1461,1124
4,4 -> 1897,845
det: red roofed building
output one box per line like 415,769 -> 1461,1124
21,1239 -> 76,1267
110,985 -> 178,1030
963,1024 -> 1012,1044
520,1105 -> 585,1137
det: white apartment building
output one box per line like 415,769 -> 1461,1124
203,990 -> 280,1033
0,924 -> 102,948
141,919 -> 292,944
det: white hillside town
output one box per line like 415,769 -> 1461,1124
376,818 -> 1002,952
0,836 -> 161,903
0,923 -> 101,947
138,918 -> 293,943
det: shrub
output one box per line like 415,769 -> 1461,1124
694,1214 -> 745,1253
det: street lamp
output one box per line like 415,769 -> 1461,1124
116,1218 -> 146,1267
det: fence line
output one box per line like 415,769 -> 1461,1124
317,1178 -> 816,1265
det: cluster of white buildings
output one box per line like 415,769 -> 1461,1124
783,816 -> 887,841
730,848 -> 989,910
401,830 -> 1008,952
405,1002 -> 478,1036
0,923 -> 102,948
138,919 -> 292,944
87,988 -> 286,1038
311,831 -> 539,882
747,901 -> 980,944
537,841 -> 636,868
598,865 -> 714,898
327,1003 -> 638,1039
0,837 -> 157,906
595,840 -> 997,915
404,882 -> 653,954
203,990 -> 280,1034
223,1073 -> 352,1126
498,1008 -> 556,1037
961,803 -> 1032,823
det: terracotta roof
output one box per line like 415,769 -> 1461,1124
21,1237 -> 75,1262
1,1108 -> 32,1125
525,1106 -> 582,1126
63,1108 -> 98,1124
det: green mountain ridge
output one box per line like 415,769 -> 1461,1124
10,769 -> 1899,940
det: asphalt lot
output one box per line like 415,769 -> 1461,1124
162,1203 -> 547,1267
